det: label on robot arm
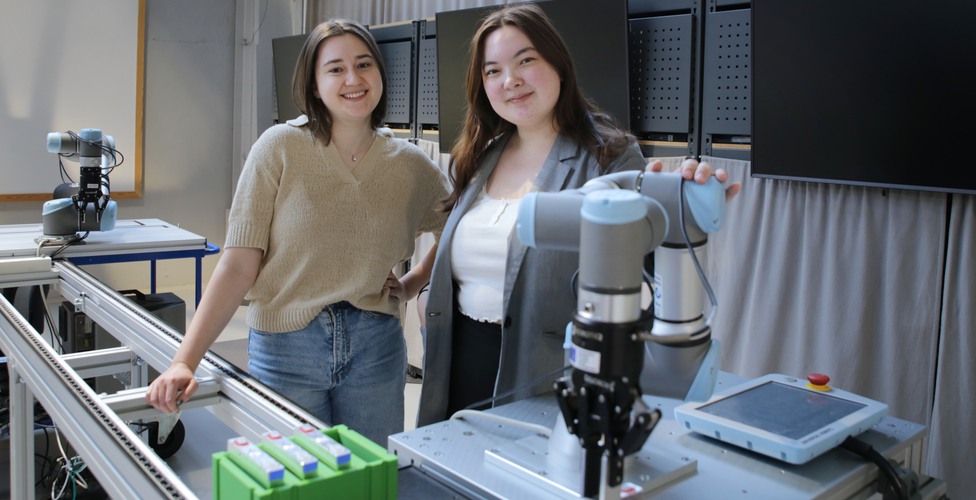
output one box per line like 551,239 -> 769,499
226,437 -> 285,487
569,344 -> 601,374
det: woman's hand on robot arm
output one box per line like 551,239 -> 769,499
646,159 -> 742,202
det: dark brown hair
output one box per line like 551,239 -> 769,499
292,19 -> 388,144
443,2 -> 633,210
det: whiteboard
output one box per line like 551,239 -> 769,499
0,0 -> 145,202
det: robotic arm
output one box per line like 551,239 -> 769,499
516,170 -> 726,498
42,129 -> 120,238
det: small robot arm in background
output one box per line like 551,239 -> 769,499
42,129 -> 121,239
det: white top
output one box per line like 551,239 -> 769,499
451,188 -> 522,323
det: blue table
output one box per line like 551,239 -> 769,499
67,242 -> 220,306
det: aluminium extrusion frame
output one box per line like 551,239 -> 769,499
0,260 -> 332,499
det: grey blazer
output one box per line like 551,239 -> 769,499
416,131 -> 647,426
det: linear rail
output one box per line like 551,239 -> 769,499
0,260 -> 334,498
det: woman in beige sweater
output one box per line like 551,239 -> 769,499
146,19 -> 448,445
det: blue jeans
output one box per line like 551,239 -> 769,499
247,302 -> 406,446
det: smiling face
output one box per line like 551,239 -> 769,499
481,25 -> 562,132
313,34 -> 383,127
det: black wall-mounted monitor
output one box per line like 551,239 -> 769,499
435,0 -> 630,153
751,0 -> 976,194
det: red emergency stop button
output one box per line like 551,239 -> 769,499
806,373 -> 831,391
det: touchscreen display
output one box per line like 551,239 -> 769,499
697,382 -> 866,440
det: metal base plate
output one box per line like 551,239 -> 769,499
485,434 -> 696,498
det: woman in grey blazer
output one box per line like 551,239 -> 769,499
416,3 -> 734,427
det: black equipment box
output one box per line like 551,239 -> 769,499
59,289 -> 186,393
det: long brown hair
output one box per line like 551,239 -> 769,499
442,2 -> 633,210
292,19 -> 388,144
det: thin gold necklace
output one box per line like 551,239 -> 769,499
350,134 -> 375,163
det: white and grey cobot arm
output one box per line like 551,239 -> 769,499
42,128 -> 119,238
516,170 -> 726,497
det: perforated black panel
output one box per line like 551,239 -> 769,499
416,37 -> 438,127
628,15 -> 694,135
379,41 -> 412,125
701,8 -> 751,136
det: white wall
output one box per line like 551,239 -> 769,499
0,1 -> 140,197
0,1 -> 299,296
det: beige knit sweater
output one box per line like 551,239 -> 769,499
226,119 -> 448,333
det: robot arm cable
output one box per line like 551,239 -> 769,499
677,178 -> 719,328
66,129 -> 123,167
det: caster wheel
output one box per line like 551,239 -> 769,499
148,419 -> 185,459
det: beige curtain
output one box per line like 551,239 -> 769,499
927,192 -> 975,495
694,156 -> 946,427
